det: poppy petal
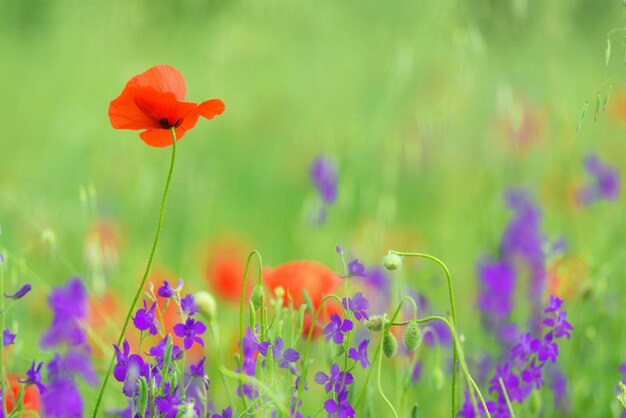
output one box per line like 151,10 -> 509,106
176,99 -> 226,133
126,65 -> 187,101
109,88 -> 162,131
139,129 -> 187,148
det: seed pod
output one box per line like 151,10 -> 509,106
383,331 -> 398,358
250,285 -> 264,310
137,377 -> 149,415
365,315 -> 385,331
383,252 -> 403,271
404,321 -> 423,352
195,291 -> 217,322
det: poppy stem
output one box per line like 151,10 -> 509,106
0,258 -> 9,417
92,128 -> 178,417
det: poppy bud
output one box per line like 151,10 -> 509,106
250,285 -> 264,310
365,315 -> 385,331
404,321 -> 423,352
383,252 -> 402,271
383,331 -> 397,358
248,301 -> 256,329
194,291 -> 217,322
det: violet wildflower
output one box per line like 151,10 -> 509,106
347,258 -> 365,277
181,293 -> 198,315
271,337 -> 300,369
510,333 -> 541,362
2,328 -> 15,347
544,311 -> 573,339
310,156 -> 338,204
323,389 -> 355,418
212,406 -> 233,418
190,357 -> 210,389
41,277 -> 88,348
158,279 -> 183,298
577,153 -> 620,205
521,361 -> 544,390
348,339 -> 370,369
148,336 -> 183,368
457,391 -> 495,418
323,313 -> 353,344
20,361 -> 46,394
41,377 -> 83,418
315,363 -> 353,393
342,292 -> 369,320
4,283 -> 31,299
133,300 -> 159,335
174,317 -> 207,350
155,383 -> 181,418
112,340 -> 149,396
237,328 -> 261,399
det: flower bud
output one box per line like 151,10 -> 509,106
365,315 -> 385,331
383,252 -> 402,271
383,331 -> 397,358
250,285 -> 264,310
403,321 -> 423,352
194,291 -> 217,322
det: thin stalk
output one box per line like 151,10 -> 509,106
0,259 -> 8,417
92,128 -> 178,417
498,377 -> 517,418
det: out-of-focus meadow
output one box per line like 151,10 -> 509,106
1,0 -> 626,416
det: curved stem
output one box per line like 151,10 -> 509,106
0,261 -> 8,417
390,251 -> 458,416
377,333 -> 398,418
498,377 -> 517,418
92,128 -> 178,417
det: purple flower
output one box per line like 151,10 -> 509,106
315,363 -> 353,394
271,337 -> 300,369
489,364 -> 522,403
148,336 -> 183,368
457,391 -> 495,418
133,300 -> 159,335
20,361 -> 46,394
155,384 -> 181,418
113,339 -> 149,396
577,154 -> 620,205
521,361 -> 544,390
510,333 -> 541,362
174,317 -> 207,350
158,279 -> 183,298
323,314 -> 353,345
41,377 -> 83,418
347,259 -> 365,277
49,349 -> 98,385
348,339 -> 370,369
3,328 -> 15,347
477,259 -> 515,321
190,357 -> 210,389
181,294 -> 198,316
41,278 -> 88,348
310,156 -> 338,204
537,334 -> 558,363
323,389 -> 355,418
547,312 -> 573,339
544,295 -> 563,314
237,328 -> 260,399
4,283 -> 31,299
212,406 -> 233,418
342,292 -> 369,321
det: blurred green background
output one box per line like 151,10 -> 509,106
1,0 -> 625,416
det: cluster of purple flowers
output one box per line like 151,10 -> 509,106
316,294 -> 372,418
458,295 -> 573,418
477,189 -> 547,343
577,153 -> 620,205
111,280 -> 217,417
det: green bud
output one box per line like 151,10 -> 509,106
365,315 -> 385,331
162,336 -> 173,379
195,291 -> 217,321
248,300 -> 256,329
137,377 -> 149,416
383,252 -> 402,271
383,331 -> 397,358
403,321 -> 423,352
250,285 -> 264,310
617,381 -> 626,409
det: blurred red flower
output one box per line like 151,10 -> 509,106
263,260 -> 342,336
203,238 -> 253,303
4,375 -> 40,413
109,65 -> 225,147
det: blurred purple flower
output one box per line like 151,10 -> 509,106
577,154 -> 620,205
41,377 -> 82,418
347,259 -> 365,277
190,357 -> 210,390
348,339 -> 370,369
310,156 -> 338,204
20,361 -> 46,394
212,407 -> 233,418
40,278 -> 88,348
3,328 -> 15,347
315,363 -> 353,394
181,294 -> 198,315
271,337 -> 300,369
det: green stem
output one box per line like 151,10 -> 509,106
390,251 -> 458,416
377,333 -> 398,418
0,259 -> 8,417
91,127 -> 178,417
498,377 -> 517,418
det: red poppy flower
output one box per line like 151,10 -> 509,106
109,65 -> 225,147
4,375 -> 40,413
263,260 -> 342,337
203,238 -> 253,303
